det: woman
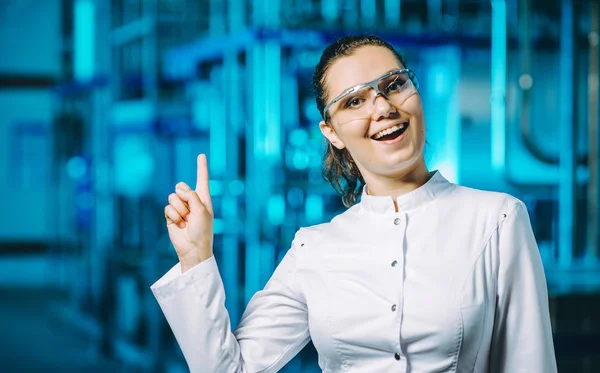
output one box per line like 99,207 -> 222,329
152,35 -> 557,372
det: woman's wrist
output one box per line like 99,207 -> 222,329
179,252 -> 213,273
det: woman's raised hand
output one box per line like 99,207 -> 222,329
164,154 -> 214,272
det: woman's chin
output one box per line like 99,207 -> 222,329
387,146 -> 421,166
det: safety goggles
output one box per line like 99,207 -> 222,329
322,69 -> 419,125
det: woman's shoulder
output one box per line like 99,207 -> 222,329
438,185 -> 533,258
444,183 -> 524,215
291,204 -> 361,249
436,184 -> 529,239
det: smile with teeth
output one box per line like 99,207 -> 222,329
372,122 -> 409,140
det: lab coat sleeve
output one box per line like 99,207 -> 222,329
489,201 -> 557,373
150,240 -> 310,373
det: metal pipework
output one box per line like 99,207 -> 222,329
559,0 -> 578,268
490,0 -> 507,172
518,0 -> 587,166
490,0 -> 555,189
588,0 -> 599,261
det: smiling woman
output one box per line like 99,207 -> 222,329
315,36 -> 429,208
151,35 -> 558,373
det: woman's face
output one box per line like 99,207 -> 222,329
320,45 -> 426,182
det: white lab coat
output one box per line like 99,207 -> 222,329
151,171 -> 557,372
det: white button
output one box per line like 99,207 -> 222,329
393,218 -> 401,225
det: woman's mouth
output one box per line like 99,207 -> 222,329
371,121 -> 410,142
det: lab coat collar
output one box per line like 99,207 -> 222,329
360,170 -> 451,214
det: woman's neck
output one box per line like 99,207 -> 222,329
364,162 -> 432,211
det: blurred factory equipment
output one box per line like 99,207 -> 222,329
1,0 -> 598,372
65,0 -> 600,371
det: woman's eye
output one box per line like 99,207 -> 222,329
386,79 -> 405,93
345,97 -> 363,108
387,82 -> 400,92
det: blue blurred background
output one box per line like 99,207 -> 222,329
0,0 -> 599,372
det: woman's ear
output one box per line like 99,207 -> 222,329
319,120 -> 346,150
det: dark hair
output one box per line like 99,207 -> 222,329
313,35 -> 407,208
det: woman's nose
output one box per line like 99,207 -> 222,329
371,93 -> 397,121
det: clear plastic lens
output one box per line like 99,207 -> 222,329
328,72 -> 418,125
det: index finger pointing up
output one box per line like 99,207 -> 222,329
195,154 -> 213,213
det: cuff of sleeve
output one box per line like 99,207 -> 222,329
150,256 -> 218,300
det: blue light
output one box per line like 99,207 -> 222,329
228,180 -> 245,196
384,0 -> 401,25
309,168 -> 323,185
303,97 -> 322,122
292,150 -> 310,170
433,66 -> 448,95
209,180 -> 223,196
321,0 -> 339,22
490,0 -> 507,171
75,191 -> 94,210
66,156 -> 87,179
74,0 -> 95,81
305,194 -> 323,224
213,218 -> 224,234
287,187 -> 304,208
251,44 -> 266,157
289,129 -> 309,147
267,194 -> 285,226
423,47 -> 461,184
308,150 -> 322,168
264,42 -> 281,160
210,68 -> 227,175
114,136 -> 155,198
360,0 -> 376,27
